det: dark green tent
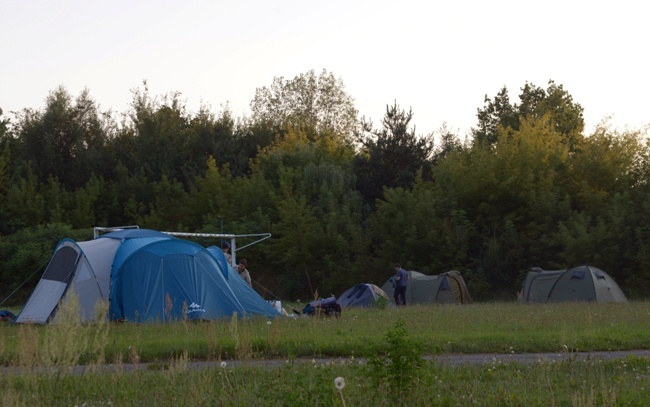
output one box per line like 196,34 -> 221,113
381,270 -> 472,305
518,265 -> 627,303
518,268 -> 565,303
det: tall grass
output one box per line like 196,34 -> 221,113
2,301 -> 649,365
4,357 -> 649,406
1,301 -> 649,405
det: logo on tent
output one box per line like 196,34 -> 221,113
186,302 -> 206,314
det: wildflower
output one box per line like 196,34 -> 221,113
221,361 -> 233,388
335,376 -> 347,406
267,321 -> 272,325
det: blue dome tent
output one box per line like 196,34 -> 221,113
337,284 -> 388,308
16,228 -> 278,323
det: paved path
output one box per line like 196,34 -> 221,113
3,350 -> 649,376
429,349 -> 650,366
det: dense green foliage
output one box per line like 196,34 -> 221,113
1,74 -> 649,305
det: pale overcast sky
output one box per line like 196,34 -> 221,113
1,1 -> 648,138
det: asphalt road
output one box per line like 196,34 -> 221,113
3,350 -> 649,376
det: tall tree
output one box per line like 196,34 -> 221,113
472,87 -> 518,146
250,69 -> 359,141
247,128 -> 366,298
0,108 -> 8,140
371,177 -> 476,275
126,83 -> 190,185
473,80 -> 585,150
354,102 -> 434,206
11,87 -> 110,190
435,116 -> 575,294
432,122 -> 464,164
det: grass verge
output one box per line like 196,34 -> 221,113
1,301 -> 650,405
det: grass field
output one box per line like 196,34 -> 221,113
1,300 -> 649,405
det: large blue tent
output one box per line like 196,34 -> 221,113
16,229 -> 279,323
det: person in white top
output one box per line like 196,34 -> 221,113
237,258 -> 252,287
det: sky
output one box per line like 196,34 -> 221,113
1,0 -> 648,139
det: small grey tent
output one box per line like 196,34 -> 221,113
381,270 -> 472,305
518,265 -> 628,303
337,284 -> 388,308
517,267 -> 565,303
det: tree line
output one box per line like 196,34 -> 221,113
1,70 -> 649,304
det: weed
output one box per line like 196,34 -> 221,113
206,320 -> 220,359
43,292 -> 88,372
366,319 -> 425,403
229,312 -> 252,360
266,318 -> 282,355
16,324 -> 40,369
375,295 -> 389,310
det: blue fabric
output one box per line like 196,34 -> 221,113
206,246 -> 230,280
302,296 -> 339,315
571,269 -> 586,279
440,276 -> 451,290
0,310 -> 17,322
395,268 -> 408,287
109,238 -> 246,322
338,284 -> 375,307
394,285 -> 407,305
207,246 -> 280,319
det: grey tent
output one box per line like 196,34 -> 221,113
518,265 -> 628,303
337,284 -> 388,308
517,267 -> 565,303
381,270 -> 472,305
16,238 -> 122,323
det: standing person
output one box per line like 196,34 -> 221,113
221,241 -> 232,265
393,263 -> 408,306
237,258 -> 252,287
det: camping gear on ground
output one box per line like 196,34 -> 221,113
301,295 -> 341,317
16,229 -> 280,324
518,265 -> 628,303
0,310 -> 16,322
254,284 -> 302,315
337,283 -> 388,308
267,300 -> 290,316
381,270 -> 472,305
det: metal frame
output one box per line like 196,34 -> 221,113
93,226 -> 271,267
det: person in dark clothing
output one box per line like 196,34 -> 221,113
393,263 -> 408,306
221,241 -> 232,265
